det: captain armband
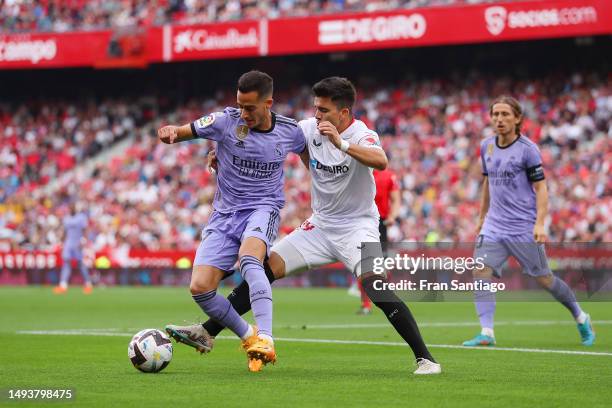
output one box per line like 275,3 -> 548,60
526,164 -> 545,182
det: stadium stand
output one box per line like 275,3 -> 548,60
1,0 -> 530,32
2,70 -> 609,251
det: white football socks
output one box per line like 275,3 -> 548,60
481,327 -> 495,337
576,311 -> 587,324
259,333 -> 274,344
241,325 -> 255,340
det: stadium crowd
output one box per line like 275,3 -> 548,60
2,0 -> 527,32
1,70 -> 610,253
0,98 -> 152,197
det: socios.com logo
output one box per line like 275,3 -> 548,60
485,6 -> 507,36
485,5 -> 598,36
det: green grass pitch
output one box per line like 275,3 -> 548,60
1,287 -> 610,407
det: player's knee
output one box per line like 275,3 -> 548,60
189,266 -> 223,295
535,274 -> 554,289
189,280 -> 215,295
473,266 -> 494,280
238,237 -> 266,261
360,275 -> 376,299
360,274 -> 385,298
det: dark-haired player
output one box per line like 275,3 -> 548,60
158,70 -> 307,371
199,77 -> 441,374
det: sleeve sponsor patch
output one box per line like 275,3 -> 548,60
196,114 -> 215,129
526,164 -> 545,182
358,132 -> 382,148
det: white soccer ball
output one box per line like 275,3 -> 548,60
128,329 -> 173,373
130,329 -> 149,343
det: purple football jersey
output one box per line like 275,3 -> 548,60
192,107 -> 306,213
63,213 -> 88,248
480,135 -> 546,235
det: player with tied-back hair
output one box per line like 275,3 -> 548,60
462,96 -> 595,347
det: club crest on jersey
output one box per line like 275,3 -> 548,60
487,143 -> 494,157
275,143 -> 283,157
236,125 -> 249,140
197,114 -> 215,128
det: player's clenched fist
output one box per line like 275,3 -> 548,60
317,121 -> 341,148
158,125 -> 179,144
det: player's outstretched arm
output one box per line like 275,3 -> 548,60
533,180 -> 548,243
476,177 -> 490,233
158,124 -> 195,144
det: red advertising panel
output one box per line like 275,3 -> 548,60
0,30 -> 112,69
268,0 -> 612,55
125,249 -> 193,267
93,27 -> 149,69
0,246 -> 610,270
155,20 -> 266,63
147,26 -> 165,63
0,1 -> 609,69
0,251 -> 59,269
0,28 -> 150,69
0,246 -> 610,286
0,249 -> 192,269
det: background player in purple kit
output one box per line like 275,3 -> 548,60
157,71 -> 306,371
463,96 -> 595,347
53,202 -> 92,294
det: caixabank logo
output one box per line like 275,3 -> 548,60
485,5 -> 598,36
173,28 -> 259,53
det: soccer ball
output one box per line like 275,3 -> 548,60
128,329 -> 173,373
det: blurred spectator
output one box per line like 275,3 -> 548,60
0,98 -> 152,192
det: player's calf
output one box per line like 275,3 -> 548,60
361,274 -> 440,372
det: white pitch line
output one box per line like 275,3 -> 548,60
216,336 -> 612,356
14,320 -> 612,334
290,320 -> 612,329
16,330 -> 612,357
428,344 -> 612,356
17,330 -> 134,337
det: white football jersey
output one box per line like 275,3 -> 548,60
299,117 -> 382,229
